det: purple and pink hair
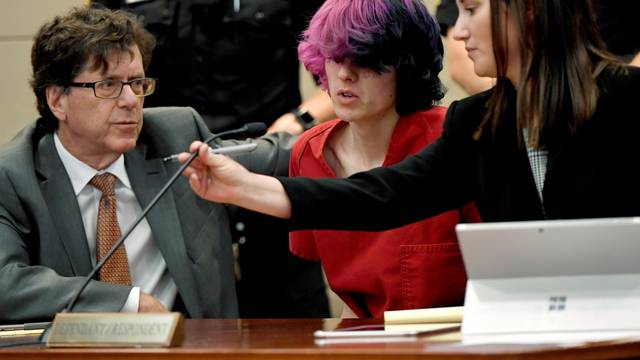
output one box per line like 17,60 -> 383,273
298,0 -> 444,114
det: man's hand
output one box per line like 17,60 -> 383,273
139,292 -> 168,312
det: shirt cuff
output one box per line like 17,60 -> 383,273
121,287 -> 140,313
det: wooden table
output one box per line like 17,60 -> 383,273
2,318 -> 640,359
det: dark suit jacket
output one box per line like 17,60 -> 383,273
0,107 -> 292,322
280,66 -> 640,229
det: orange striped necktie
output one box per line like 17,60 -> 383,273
89,173 -> 131,286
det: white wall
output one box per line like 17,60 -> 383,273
0,0 -> 85,145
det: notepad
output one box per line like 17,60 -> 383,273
384,306 -> 463,325
0,329 -> 44,338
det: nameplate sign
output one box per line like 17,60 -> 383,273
46,312 -> 183,347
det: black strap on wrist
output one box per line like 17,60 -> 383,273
291,107 -> 316,130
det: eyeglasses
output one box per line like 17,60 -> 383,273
66,77 -> 157,99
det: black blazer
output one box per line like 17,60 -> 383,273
280,66 -> 640,230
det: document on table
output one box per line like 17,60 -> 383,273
0,322 -> 49,338
0,329 -> 44,337
384,306 -> 463,325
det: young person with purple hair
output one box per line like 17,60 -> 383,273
285,0 -> 480,318
180,0 -> 640,308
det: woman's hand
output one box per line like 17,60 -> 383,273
179,141 -> 249,204
179,141 -> 292,218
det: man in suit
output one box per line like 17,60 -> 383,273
0,6 -> 291,322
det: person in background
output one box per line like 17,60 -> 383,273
0,6 -> 292,322
95,0 -> 331,318
95,0 -> 334,134
594,0 -> 640,66
436,0 -> 493,95
436,0 -> 640,100
179,0 -> 640,254
288,0 -> 480,318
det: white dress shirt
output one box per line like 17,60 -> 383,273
54,132 -> 177,312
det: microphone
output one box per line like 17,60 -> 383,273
61,122 -> 267,313
162,122 -> 267,162
216,122 -> 267,139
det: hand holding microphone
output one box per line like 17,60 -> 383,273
179,133 -> 292,220
163,122 -> 266,162
179,141 -> 254,206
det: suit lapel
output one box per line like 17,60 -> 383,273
124,144 -> 198,311
35,133 -> 93,275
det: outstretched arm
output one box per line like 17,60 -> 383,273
181,98 -> 481,233
180,142 -> 292,219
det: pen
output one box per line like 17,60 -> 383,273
163,143 -> 258,162
0,321 -> 51,332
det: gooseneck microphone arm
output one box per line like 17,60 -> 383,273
63,122 -> 267,313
